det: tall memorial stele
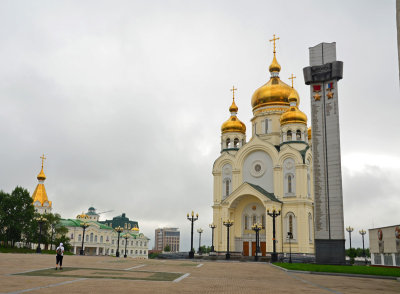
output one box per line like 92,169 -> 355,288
303,43 -> 345,264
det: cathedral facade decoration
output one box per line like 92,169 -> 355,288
212,37 -> 314,256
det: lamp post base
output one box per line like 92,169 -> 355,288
189,251 -> 194,259
271,252 -> 278,263
225,253 -> 230,260
36,247 -> 41,254
116,252 -> 120,257
80,249 -> 84,255
124,254 -> 127,258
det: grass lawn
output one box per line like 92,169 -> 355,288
274,263 -> 400,277
0,247 -> 73,255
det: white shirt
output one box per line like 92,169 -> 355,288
56,246 -> 64,256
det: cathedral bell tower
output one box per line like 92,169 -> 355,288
220,86 -> 246,152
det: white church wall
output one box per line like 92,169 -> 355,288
242,151 -> 274,192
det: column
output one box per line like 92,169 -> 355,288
74,246 -> 77,255
96,247 -> 99,255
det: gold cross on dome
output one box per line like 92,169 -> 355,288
230,86 -> 237,100
40,154 -> 46,168
288,74 -> 296,88
269,34 -> 280,54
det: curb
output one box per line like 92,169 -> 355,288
269,264 -> 400,281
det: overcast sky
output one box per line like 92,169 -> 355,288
1,0 -> 399,251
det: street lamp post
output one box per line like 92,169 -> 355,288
223,219 -> 234,260
359,229 -> 367,264
252,223 -> 262,261
187,211 -> 198,259
123,233 -> 130,258
35,216 -> 47,254
115,226 -> 124,257
80,222 -> 90,255
287,232 -> 293,263
197,228 -> 203,254
209,224 -> 216,252
267,208 -> 281,262
346,226 -> 354,250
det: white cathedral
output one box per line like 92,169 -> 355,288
212,41 -> 314,257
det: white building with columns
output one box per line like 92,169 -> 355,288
212,39 -> 314,257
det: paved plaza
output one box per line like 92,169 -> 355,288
0,254 -> 398,293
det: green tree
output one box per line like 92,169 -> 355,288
0,187 -> 35,247
164,245 -> 171,252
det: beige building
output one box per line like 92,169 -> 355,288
62,212 -> 150,258
212,39 -> 314,257
154,228 -> 180,252
369,225 -> 400,267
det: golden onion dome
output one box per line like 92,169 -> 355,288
280,90 -> 307,126
269,54 -> 281,73
251,53 -> 294,112
37,167 -> 46,181
308,127 -> 312,140
221,98 -> 246,134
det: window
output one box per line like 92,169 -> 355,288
144,242 -> 147,246
95,235 -> 97,242
86,235 -> 89,242
144,250 -> 147,254
285,212 -> 296,241
265,119 -> 268,134
244,215 -> 248,230
226,138 -> 230,148
122,240 -> 124,245
100,236 -> 103,243
225,180 -> 230,197
234,138 -> 239,148
90,233 -> 93,242
78,234 -> 81,241
288,175 -> 292,193
131,250 -> 133,254
140,241 -> 142,246
131,241 -> 133,246
136,241 -> 138,246
71,234 -> 74,239
112,240 -> 114,245
111,249 -> 114,254
140,250 -> 142,254
296,130 -> 301,140
289,215 -> 293,235
287,130 -> 292,141
135,250 -> 138,254
252,215 -> 257,225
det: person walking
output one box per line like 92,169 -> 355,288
55,242 -> 64,270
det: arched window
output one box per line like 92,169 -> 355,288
265,119 -> 269,134
285,212 -> 296,241
131,241 -> 133,246
287,130 -> 292,141
244,215 -> 249,230
234,138 -> 239,148
288,175 -> 292,193
90,233 -> 93,242
95,235 -> 97,242
86,235 -> 89,242
78,234 -> 82,241
289,215 -> 293,235
100,236 -> 103,243
112,239 -> 115,245
296,130 -> 301,140
226,138 -> 230,148
140,241 -> 143,246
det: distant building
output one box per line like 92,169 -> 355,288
62,209 -> 149,258
99,212 -> 139,230
32,154 -> 52,214
154,228 -> 180,252
369,225 -> 400,267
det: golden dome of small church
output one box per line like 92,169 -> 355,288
212,35 -> 314,257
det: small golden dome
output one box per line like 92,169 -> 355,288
221,98 -> 246,134
221,116 -> 246,134
269,54 -> 281,73
308,127 -> 311,140
229,99 -> 238,113
37,167 -> 46,181
280,106 -> 307,126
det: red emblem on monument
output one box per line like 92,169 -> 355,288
313,85 -> 321,92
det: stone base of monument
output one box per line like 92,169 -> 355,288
315,239 -> 346,265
